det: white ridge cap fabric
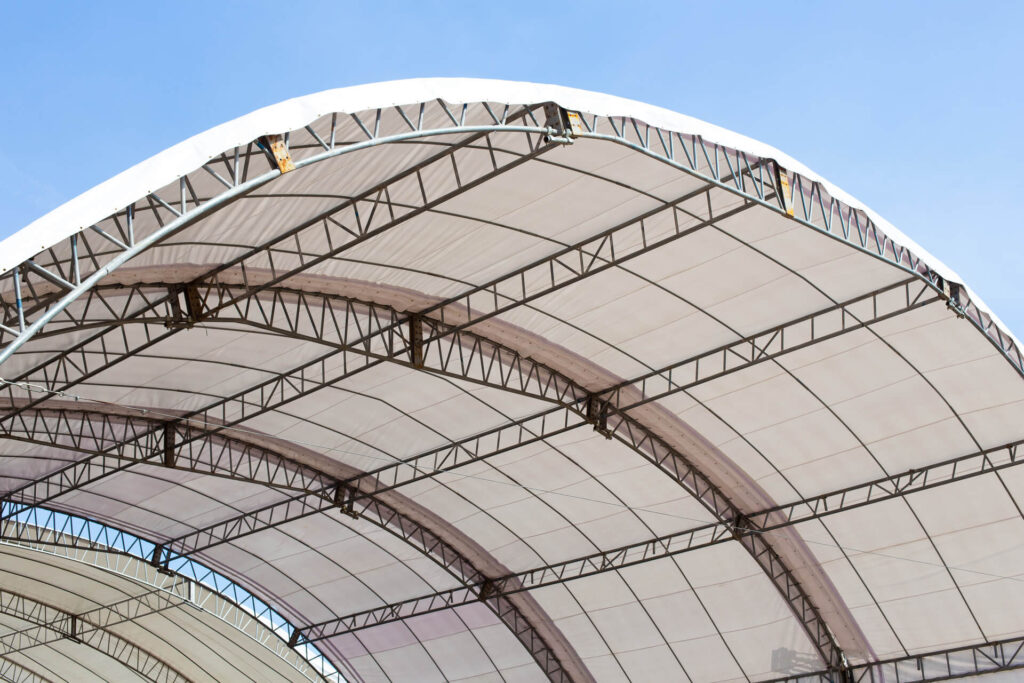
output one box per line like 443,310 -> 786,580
0,77 -> 1013,340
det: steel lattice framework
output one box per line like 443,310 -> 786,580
0,281 -> 860,671
0,587 -> 189,683
0,405 -> 584,683
2,85 -> 1022,683
0,656 -> 46,683
0,506 -> 343,682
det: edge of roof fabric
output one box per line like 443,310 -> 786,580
1,77 -> 1016,350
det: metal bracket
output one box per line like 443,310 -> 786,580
165,285 -> 205,329
334,485 -> 360,519
774,162 -> 795,216
66,614 -> 82,644
258,134 -> 295,174
478,579 -> 497,601
585,395 -> 612,438
148,543 -> 174,575
944,280 -> 967,319
729,514 -> 752,541
542,104 -> 575,145
162,424 -> 176,468
409,314 -> 424,368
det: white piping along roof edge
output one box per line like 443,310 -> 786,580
3,76 -> 1017,344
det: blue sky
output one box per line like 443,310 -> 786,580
2,1 -> 1021,333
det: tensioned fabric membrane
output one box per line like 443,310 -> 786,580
1,78 -> 1023,683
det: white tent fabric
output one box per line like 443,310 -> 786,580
0,79 -> 1022,682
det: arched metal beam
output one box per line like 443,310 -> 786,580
276,436 -> 1024,642
0,506 -> 342,683
0,98 -> 961,670
0,101 -> 560,367
0,404 -> 594,683
0,656 -> 50,683
0,278 -> 872,670
0,586 -> 190,682
4,101 -> 1019,383
2,268 -> 946,666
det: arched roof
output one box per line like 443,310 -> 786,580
1,78 -> 1023,682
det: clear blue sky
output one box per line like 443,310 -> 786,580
2,1 -> 1021,333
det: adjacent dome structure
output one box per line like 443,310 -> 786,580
1,78 -> 1022,682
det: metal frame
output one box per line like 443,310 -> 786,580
0,273 -> 941,662
0,505 -> 340,683
4,97 -> 1021,679
0,102 -> 560,366
0,408 -> 589,683
0,587 -> 189,683
280,434 -> 1024,640
768,633 -> 1024,682
0,656 -> 48,683
0,275 -> 943,670
0,278 -> 861,669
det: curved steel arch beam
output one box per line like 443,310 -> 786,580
0,100 -> 955,669
0,507 -> 343,683
0,402 -> 593,683
0,656 -> 50,683
0,103 -> 560,368
571,126 -> 1024,380
0,277 -> 870,669
0,585 -> 189,683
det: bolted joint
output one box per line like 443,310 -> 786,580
287,629 -> 302,648
66,615 -> 82,644
149,543 -> 175,576
162,424 -> 177,468
773,161 -> 795,217
941,279 -> 967,319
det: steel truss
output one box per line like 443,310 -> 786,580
2,276 -> 939,648
0,100 -> 561,364
0,411 -> 586,683
0,113 -> 587,681
0,586 -> 189,682
2,98 -> 1004,677
565,116 -> 1024,380
285,433 -> 1024,641
0,506 -> 339,683
0,122 -> 558,421
768,633 -> 1024,682
0,278 -> 939,670
0,656 -> 47,683
0,287 -> 877,670
4,101 -> 1017,380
